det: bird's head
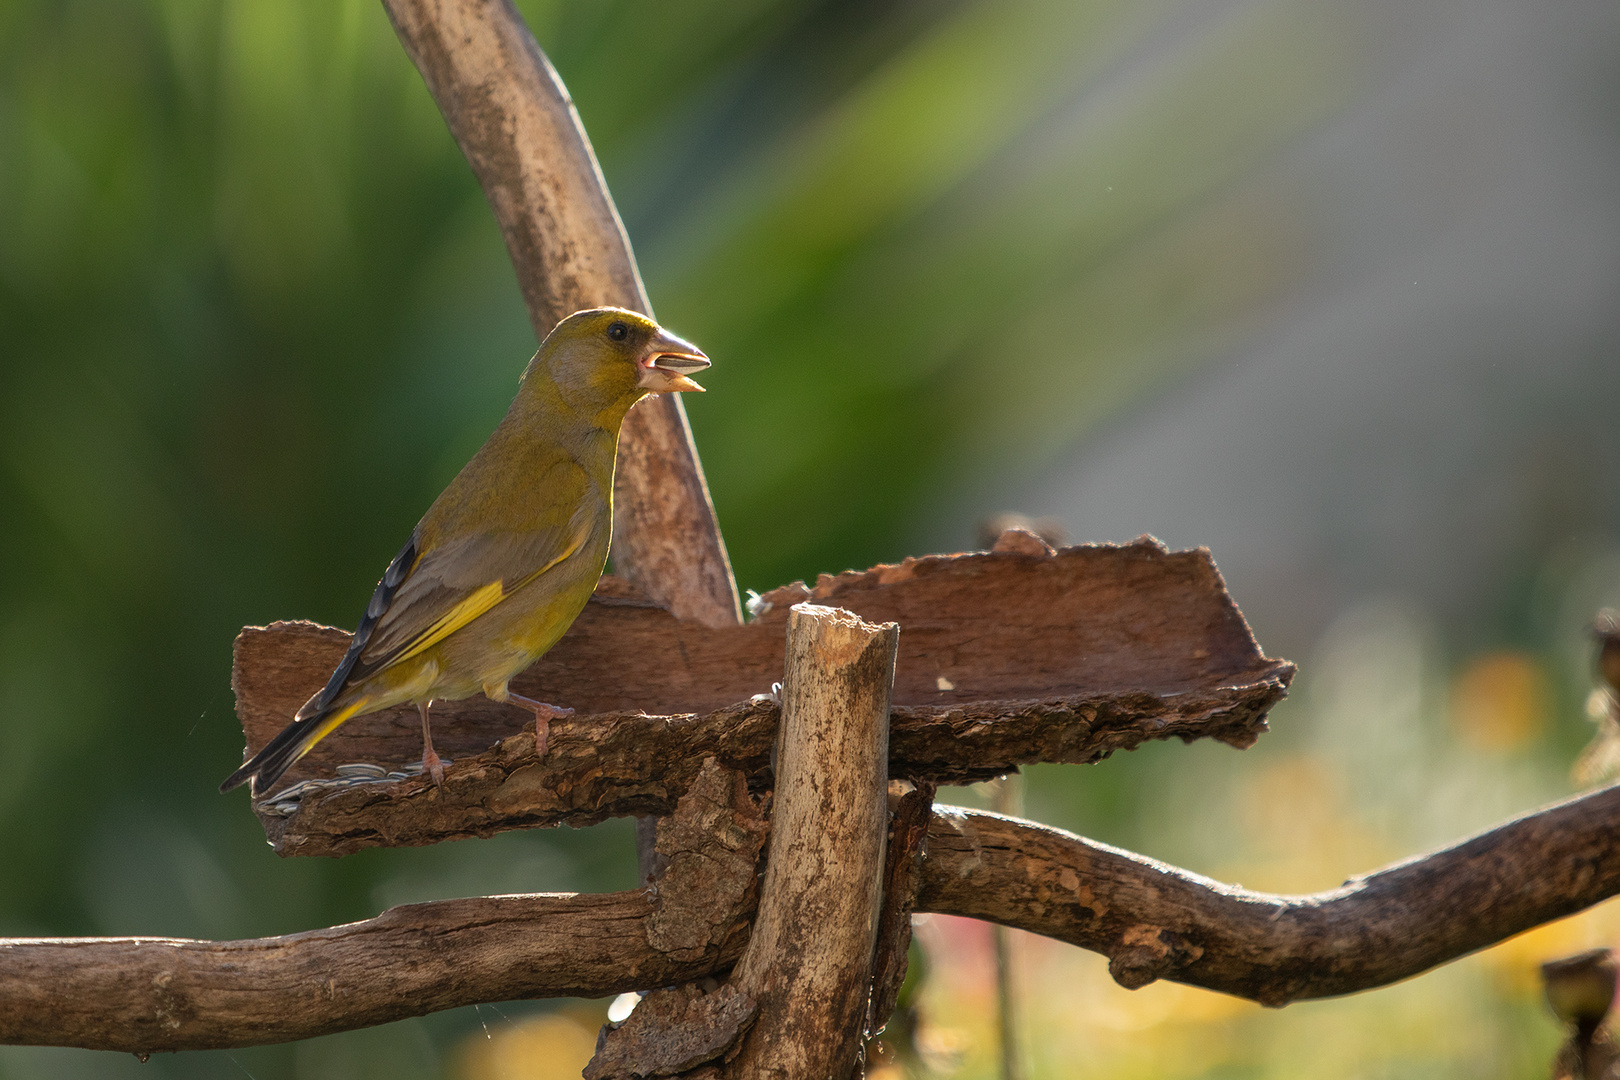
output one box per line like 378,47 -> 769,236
529,307 -> 710,423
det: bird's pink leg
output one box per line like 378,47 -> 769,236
503,692 -> 574,759
418,700 -> 446,786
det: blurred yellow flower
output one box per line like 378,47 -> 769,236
1449,652 -> 1548,751
455,1012 -> 598,1080
1480,899 -> 1620,997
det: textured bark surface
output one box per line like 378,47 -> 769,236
231,539 -> 1293,855
380,0 -> 738,626
11,786 -> 1620,1051
585,983 -> 759,1080
724,604 -> 897,1079
0,761 -> 763,1055
868,781 -> 937,1041
251,685 -> 1283,858
920,785 -> 1620,1005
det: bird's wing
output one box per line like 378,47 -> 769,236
358,518 -> 588,669
296,463 -> 595,719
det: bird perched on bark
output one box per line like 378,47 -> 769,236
220,307 -> 711,796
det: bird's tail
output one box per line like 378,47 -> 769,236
218,699 -> 367,795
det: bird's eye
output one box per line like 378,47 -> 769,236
607,321 -> 628,342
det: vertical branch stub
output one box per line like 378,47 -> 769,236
726,604 -> 899,1079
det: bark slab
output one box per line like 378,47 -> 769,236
232,540 -> 1293,855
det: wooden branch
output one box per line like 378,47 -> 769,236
1,899 -> 662,1053
233,540 -> 1292,855
723,605 -> 897,1078
11,785 -> 1620,1051
919,785 -> 1620,1006
0,758 -> 763,1055
379,0 -> 738,625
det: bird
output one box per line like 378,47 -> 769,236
220,307 -> 711,796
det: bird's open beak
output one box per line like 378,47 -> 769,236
638,328 -> 710,393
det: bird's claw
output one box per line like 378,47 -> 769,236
498,693 -> 571,762
533,705 -> 570,761
423,749 -> 446,787
528,705 -> 567,761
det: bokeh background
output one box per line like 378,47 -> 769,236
3,0 -> 1620,1076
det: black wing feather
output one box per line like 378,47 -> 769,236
297,534 -> 419,721
217,535 -> 419,795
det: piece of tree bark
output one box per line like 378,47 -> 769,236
11,784 -> 1620,1051
585,983 -> 759,1080
867,781 -> 936,1043
722,604 -> 898,1080
920,784 -> 1620,1006
379,0 -> 738,627
231,539 -> 1292,855
252,683 -> 1281,858
235,539 -> 1285,775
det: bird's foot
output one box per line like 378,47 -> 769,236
504,692 -> 573,761
418,701 -> 446,786
529,706 -> 572,760
423,747 -> 446,787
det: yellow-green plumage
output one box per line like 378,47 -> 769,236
221,307 -> 710,795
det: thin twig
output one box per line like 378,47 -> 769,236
989,777 -> 1024,1080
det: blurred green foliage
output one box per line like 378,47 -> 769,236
0,0 -> 1610,1077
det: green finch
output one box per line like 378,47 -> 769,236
221,307 -> 710,795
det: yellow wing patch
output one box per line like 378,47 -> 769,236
390,532 -> 587,666
506,531 -> 588,594
293,698 -> 369,764
393,580 -> 507,665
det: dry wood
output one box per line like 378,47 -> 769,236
867,781 -> 937,1042
232,539 -> 1292,855
0,897 -> 704,1055
10,785 -> 1620,1051
0,759 -> 762,1055
252,688 -> 1278,858
379,0 -> 738,626
723,604 -> 898,1079
585,983 -> 759,1080
920,785 -> 1620,1005
585,605 -> 901,1079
